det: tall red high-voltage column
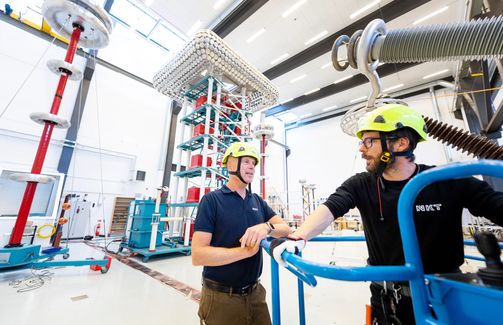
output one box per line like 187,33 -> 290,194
254,123 -> 274,200
261,134 -> 266,200
7,27 -> 82,247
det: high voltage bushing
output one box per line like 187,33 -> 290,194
6,0 -> 113,247
333,16 -> 503,71
333,16 -> 503,138
423,116 -> 503,160
378,16 -> 503,63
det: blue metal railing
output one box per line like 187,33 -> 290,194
397,160 -> 503,323
262,160 -> 503,325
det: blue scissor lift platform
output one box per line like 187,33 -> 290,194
263,161 -> 503,325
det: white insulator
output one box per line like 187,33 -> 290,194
42,0 -> 112,49
46,59 -> 83,80
9,173 -> 55,184
253,123 -> 274,139
30,112 -> 71,129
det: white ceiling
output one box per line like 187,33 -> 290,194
146,0 -> 241,36
142,0 -> 466,123
279,62 -> 456,121
268,0 -> 461,100
224,0 -> 393,72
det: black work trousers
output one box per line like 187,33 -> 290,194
370,282 -> 416,325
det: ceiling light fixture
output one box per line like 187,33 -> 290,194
271,53 -> 289,65
322,105 -> 338,112
290,74 -> 307,83
282,0 -> 307,18
246,28 -> 266,43
350,96 -> 367,103
383,83 -> 404,92
201,69 -> 207,76
305,30 -> 328,46
350,0 -> 380,19
304,88 -> 320,95
187,20 -> 202,35
334,74 -> 354,84
423,69 -> 449,79
300,113 -> 312,119
413,6 -> 449,25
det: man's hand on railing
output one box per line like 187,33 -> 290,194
269,235 -> 306,267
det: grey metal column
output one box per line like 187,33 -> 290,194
57,57 -> 96,174
459,60 -> 503,191
103,0 -> 114,12
161,101 -> 182,202
57,0 -> 115,175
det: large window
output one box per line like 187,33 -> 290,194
2,0 -> 188,82
100,0 -> 188,79
149,23 -> 185,52
109,0 -> 157,37
1,0 -> 44,27
109,0 -> 187,52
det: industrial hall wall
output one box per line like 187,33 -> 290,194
285,90 -> 472,218
0,18 -> 171,240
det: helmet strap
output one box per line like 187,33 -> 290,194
376,132 -> 414,177
391,149 -> 413,158
376,132 -> 392,176
228,157 -> 249,184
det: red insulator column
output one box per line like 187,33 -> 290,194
7,26 -> 82,247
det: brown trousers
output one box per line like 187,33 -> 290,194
198,283 -> 272,325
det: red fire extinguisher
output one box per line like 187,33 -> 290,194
95,220 -> 102,236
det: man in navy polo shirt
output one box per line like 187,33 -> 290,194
192,141 -> 291,325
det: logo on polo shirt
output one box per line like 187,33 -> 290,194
415,203 -> 442,212
252,207 -> 258,211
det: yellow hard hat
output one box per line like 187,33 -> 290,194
222,142 -> 260,167
355,104 -> 428,141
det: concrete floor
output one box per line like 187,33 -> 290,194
0,233 -> 486,325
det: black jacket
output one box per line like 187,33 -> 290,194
323,164 -> 503,274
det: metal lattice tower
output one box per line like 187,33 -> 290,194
153,30 -> 279,246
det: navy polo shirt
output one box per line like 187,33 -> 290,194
194,185 -> 276,287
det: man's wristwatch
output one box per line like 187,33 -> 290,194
265,222 -> 275,234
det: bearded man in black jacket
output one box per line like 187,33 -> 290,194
271,104 -> 503,324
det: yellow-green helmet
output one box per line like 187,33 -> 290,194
222,142 -> 260,167
355,104 -> 428,141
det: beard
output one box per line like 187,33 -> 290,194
362,153 -> 398,173
362,154 -> 378,173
